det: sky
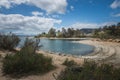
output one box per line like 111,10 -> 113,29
0,0 -> 120,35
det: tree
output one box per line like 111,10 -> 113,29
48,28 -> 56,37
67,28 -> 73,37
56,30 -> 62,38
62,28 -> 67,38
93,22 -> 120,39
75,29 -> 81,37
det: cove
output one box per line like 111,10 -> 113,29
39,39 -> 94,55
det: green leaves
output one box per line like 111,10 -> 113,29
0,33 -> 20,51
57,61 -> 120,80
2,38 -> 54,76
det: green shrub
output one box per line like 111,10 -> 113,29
62,58 -> 77,67
0,33 -> 20,51
2,38 -> 54,76
21,38 -> 41,54
57,61 -> 120,80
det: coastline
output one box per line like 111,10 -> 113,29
37,38 -> 120,65
0,38 -> 120,80
33,38 -> 120,66
3,38 -> 120,65
75,39 -> 120,65
39,37 -> 88,40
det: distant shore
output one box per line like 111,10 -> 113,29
39,37 -> 87,40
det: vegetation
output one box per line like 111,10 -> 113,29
35,28 -> 84,38
93,22 -> 120,39
48,28 -> 56,37
2,38 -> 54,76
62,58 -> 77,67
35,22 -> 120,39
0,32 -> 20,51
57,61 -> 120,80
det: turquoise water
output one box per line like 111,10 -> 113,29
19,37 -> 94,55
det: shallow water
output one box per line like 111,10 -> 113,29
19,37 -> 94,56
40,39 -> 94,55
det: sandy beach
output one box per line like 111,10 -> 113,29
76,39 -> 120,65
0,39 -> 120,80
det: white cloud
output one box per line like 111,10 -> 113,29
0,0 -> 67,14
70,6 -> 74,11
100,22 -> 117,26
31,11 -> 43,16
29,0 -> 68,14
59,22 -> 117,30
0,14 -> 62,35
0,0 -> 27,9
52,15 -> 59,18
110,0 -> 120,9
66,23 -> 99,29
112,13 -> 120,17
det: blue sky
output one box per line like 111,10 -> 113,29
0,0 -> 120,35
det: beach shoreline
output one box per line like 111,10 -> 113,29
37,38 -> 120,65
0,38 -> 120,80
2,38 -> 119,65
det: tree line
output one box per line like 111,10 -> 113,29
36,28 -> 85,38
93,22 -> 120,39
35,22 -> 120,39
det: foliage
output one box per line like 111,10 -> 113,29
36,28 -> 83,38
0,33 -> 20,51
62,58 -> 77,67
93,22 -> 120,39
35,32 -> 49,38
57,61 -> 120,80
2,38 -> 54,76
48,28 -> 56,37
21,38 -> 41,54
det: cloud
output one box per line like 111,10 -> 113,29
0,14 -> 62,35
0,0 -> 68,14
0,0 -> 27,9
51,15 -> 59,18
59,22 -> 117,30
31,11 -> 43,16
65,23 -> 99,29
70,6 -> 74,11
112,13 -> 120,17
100,22 -> 117,27
29,0 -> 68,14
110,0 -> 120,9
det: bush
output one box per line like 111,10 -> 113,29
0,33 -> 20,51
21,38 -> 41,54
2,38 -> 54,76
62,58 -> 77,67
57,61 -> 120,80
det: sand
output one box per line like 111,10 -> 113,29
75,39 -> 120,65
0,39 -> 120,80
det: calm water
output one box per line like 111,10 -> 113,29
19,37 -> 94,56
